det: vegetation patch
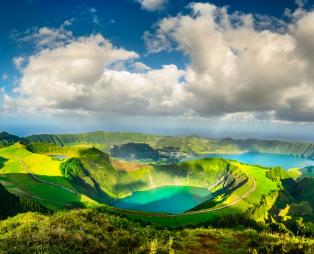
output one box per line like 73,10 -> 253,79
0,209 -> 313,254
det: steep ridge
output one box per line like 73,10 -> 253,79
61,147 -> 248,209
0,132 -> 23,148
220,138 -> 314,159
26,131 -> 161,149
27,131 -> 314,159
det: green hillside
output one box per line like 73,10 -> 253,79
26,131 -> 314,159
0,208 -> 313,254
1,132 -> 314,253
0,132 -> 23,148
0,143 -> 96,210
1,140 -> 314,230
0,142 -> 279,227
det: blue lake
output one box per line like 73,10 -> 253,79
190,152 -> 314,170
112,186 -> 212,214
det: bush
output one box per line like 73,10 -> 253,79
60,158 -> 86,180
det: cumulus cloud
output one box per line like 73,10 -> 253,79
6,32 -> 185,116
6,3 -> 314,123
137,0 -> 167,11
143,3 -> 314,122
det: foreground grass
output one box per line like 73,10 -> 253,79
0,209 -> 313,254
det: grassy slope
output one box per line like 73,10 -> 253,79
0,142 -> 282,227
44,143 -> 240,200
1,142 -> 304,229
0,209 -> 313,254
0,143 -> 95,210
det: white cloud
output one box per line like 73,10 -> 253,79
143,3 -> 314,122
6,3 -> 314,123
18,26 -> 73,49
129,62 -> 151,72
137,0 -> 167,11
7,31 -> 185,116
143,30 -> 172,53
63,19 -> 74,27
13,56 -> 26,70
16,33 -> 138,90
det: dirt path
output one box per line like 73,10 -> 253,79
17,157 -> 78,195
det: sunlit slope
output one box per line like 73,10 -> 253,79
0,143 -> 277,213
59,146 -> 248,201
61,146 -> 282,226
0,143 -> 95,210
0,142 -> 305,228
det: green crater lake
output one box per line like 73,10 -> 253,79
112,186 -> 212,214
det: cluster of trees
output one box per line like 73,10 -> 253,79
60,157 -> 87,181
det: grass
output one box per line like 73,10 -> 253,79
0,208 -> 313,254
0,143 -> 290,227
0,143 -> 95,210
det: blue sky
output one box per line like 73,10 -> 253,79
0,0 -> 304,75
1,0 -> 314,141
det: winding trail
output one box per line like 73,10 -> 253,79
17,157 -> 78,195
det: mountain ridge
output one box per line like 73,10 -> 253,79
25,131 -> 314,159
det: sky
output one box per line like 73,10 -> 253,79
1,0 -> 314,141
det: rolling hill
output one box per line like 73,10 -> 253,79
0,132 -> 23,148
0,131 -> 314,253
